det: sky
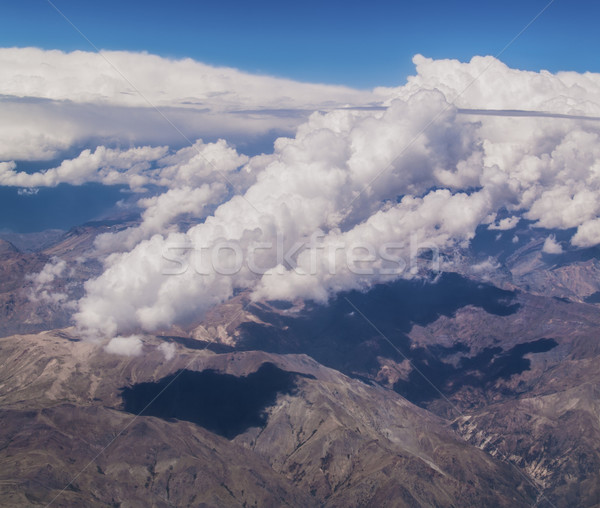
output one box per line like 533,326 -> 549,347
1,0 -> 598,88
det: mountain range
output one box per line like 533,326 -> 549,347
1,220 -> 600,507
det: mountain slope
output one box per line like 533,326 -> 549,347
0,330 -> 536,507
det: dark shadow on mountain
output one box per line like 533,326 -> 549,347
553,296 -> 572,303
238,272 -> 519,378
266,299 -> 295,310
120,363 -> 310,439
585,291 -> 600,304
394,338 -> 558,404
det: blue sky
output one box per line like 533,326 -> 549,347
1,0 -> 597,88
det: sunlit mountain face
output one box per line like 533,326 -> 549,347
3,2 -> 600,504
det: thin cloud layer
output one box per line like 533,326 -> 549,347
0,48 -> 378,160
0,48 -> 376,109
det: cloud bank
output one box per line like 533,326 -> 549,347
75,55 -> 600,336
0,48 -> 378,160
3,50 -> 600,337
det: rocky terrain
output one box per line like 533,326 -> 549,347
1,221 -> 600,506
0,221 -> 136,337
0,331 -> 535,507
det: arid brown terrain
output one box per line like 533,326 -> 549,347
1,223 -> 600,507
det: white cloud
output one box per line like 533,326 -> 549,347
0,48 -> 379,161
158,342 -> 176,361
2,138 -> 252,254
0,48 -> 377,110
75,53 -> 600,335
542,235 -> 564,254
1,137 -> 246,192
105,335 -> 144,356
31,257 -> 67,285
253,189 -> 492,302
378,54 -> 600,114
572,218 -> 600,248
469,257 -> 501,277
0,145 -> 168,189
488,216 -> 520,230
27,257 -> 74,307
2,50 -> 600,336
74,90 -> 491,335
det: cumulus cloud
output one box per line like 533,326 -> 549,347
253,189 -> 491,302
104,335 -> 144,356
3,138 -> 252,252
158,342 -> 176,361
2,50 -> 600,337
0,138 -> 252,190
572,219 -> 600,248
542,235 -> 564,254
0,145 -> 168,189
74,89 -> 492,336
76,52 -> 600,336
488,216 -> 520,230
378,54 -> 600,115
